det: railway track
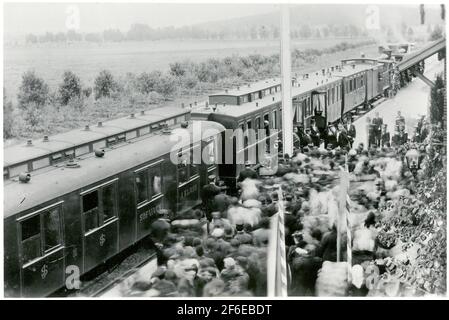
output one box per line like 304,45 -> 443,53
91,252 -> 158,297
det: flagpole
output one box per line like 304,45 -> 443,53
276,187 -> 288,297
280,4 -> 293,157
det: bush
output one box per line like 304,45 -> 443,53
67,95 -> 85,111
20,101 -> 45,129
181,72 -> 199,89
94,70 -> 117,100
59,70 -> 82,105
17,70 -> 49,109
82,87 -> 92,98
136,71 -> 162,94
154,74 -> 177,98
429,73 -> 445,125
3,95 -> 15,139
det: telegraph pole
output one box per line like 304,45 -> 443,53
280,5 -> 293,157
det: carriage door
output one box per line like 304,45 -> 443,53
134,161 -> 164,241
177,144 -> 201,213
18,202 -> 65,297
81,180 -> 119,272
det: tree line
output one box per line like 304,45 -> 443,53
24,23 -> 369,44
3,39 -> 375,140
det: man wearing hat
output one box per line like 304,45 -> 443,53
201,175 -> 222,221
367,117 -> 376,149
309,119 -> 321,147
297,124 -> 312,151
233,223 -> 253,245
395,110 -> 405,131
326,122 -> 337,149
381,124 -> 390,147
314,109 -> 327,139
345,116 -> 356,148
336,122 -> 350,150
372,112 -> 383,147
238,162 -> 259,182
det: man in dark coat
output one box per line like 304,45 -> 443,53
303,128 -> 313,149
368,120 -> 377,149
395,111 -> 405,131
326,123 -> 337,149
314,109 -> 327,138
296,125 -> 311,151
316,225 -> 347,262
238,163 -> 259,182
309,119 -> 321,147
381,124 -> 390,147
201,175 -> 222,220
345,117 -> 356,148
336,122 -> 351,150
372,112 -> 383,147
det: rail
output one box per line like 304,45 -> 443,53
91,252 -> 157,297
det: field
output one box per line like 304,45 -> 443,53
4,38 -> 374,100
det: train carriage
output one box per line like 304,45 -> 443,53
291,67 -> 343,127
334,62 -> 370,116
192,93 -> 282,189
4,109 -> 224,297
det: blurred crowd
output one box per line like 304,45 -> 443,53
121,114 -> 444,297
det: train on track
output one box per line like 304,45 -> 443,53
4,54 -> 396,297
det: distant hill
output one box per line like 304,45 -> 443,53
194,4 -> 444,30
7,4 -> 444,45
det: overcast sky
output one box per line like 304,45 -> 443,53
4,3 -> 279,36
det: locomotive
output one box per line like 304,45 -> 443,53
4,55 -> 394,297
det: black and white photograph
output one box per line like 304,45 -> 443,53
1,1 -> 447,300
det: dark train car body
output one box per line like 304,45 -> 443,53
4,109 -> 224,297
192,96 -> 281,189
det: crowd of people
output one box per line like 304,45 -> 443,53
294,109 -> 357,151
117,109 -> 445,297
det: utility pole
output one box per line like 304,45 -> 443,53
280,5 -> 293,157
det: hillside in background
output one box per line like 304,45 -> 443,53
7,4 -> 444,45
197,4 -> 443,30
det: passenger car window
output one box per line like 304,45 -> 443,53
21,215 -> 41,264
205,140 -> 216,165
190,145 -> 200,177
42,208 -> 61,252
178,153 -> 189,184
20,205 -> 63,265
82,182 -> 117,234
102,184 -> 116,221
83,190 -> 99,232
150,165 -> 162,197
135,170 -> 148,204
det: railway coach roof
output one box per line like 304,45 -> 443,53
4,106 -> 188,167
193,72 -> 341,119
333,63 -> 376,77
209,77 -> 281,97
4,120 -> 225,219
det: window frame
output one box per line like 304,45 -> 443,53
177,144 -> 201,187
17,201 -> 64,266
81,179 -> 118,235
135,160 -> 164,205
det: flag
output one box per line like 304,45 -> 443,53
267,187 -> 288,297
